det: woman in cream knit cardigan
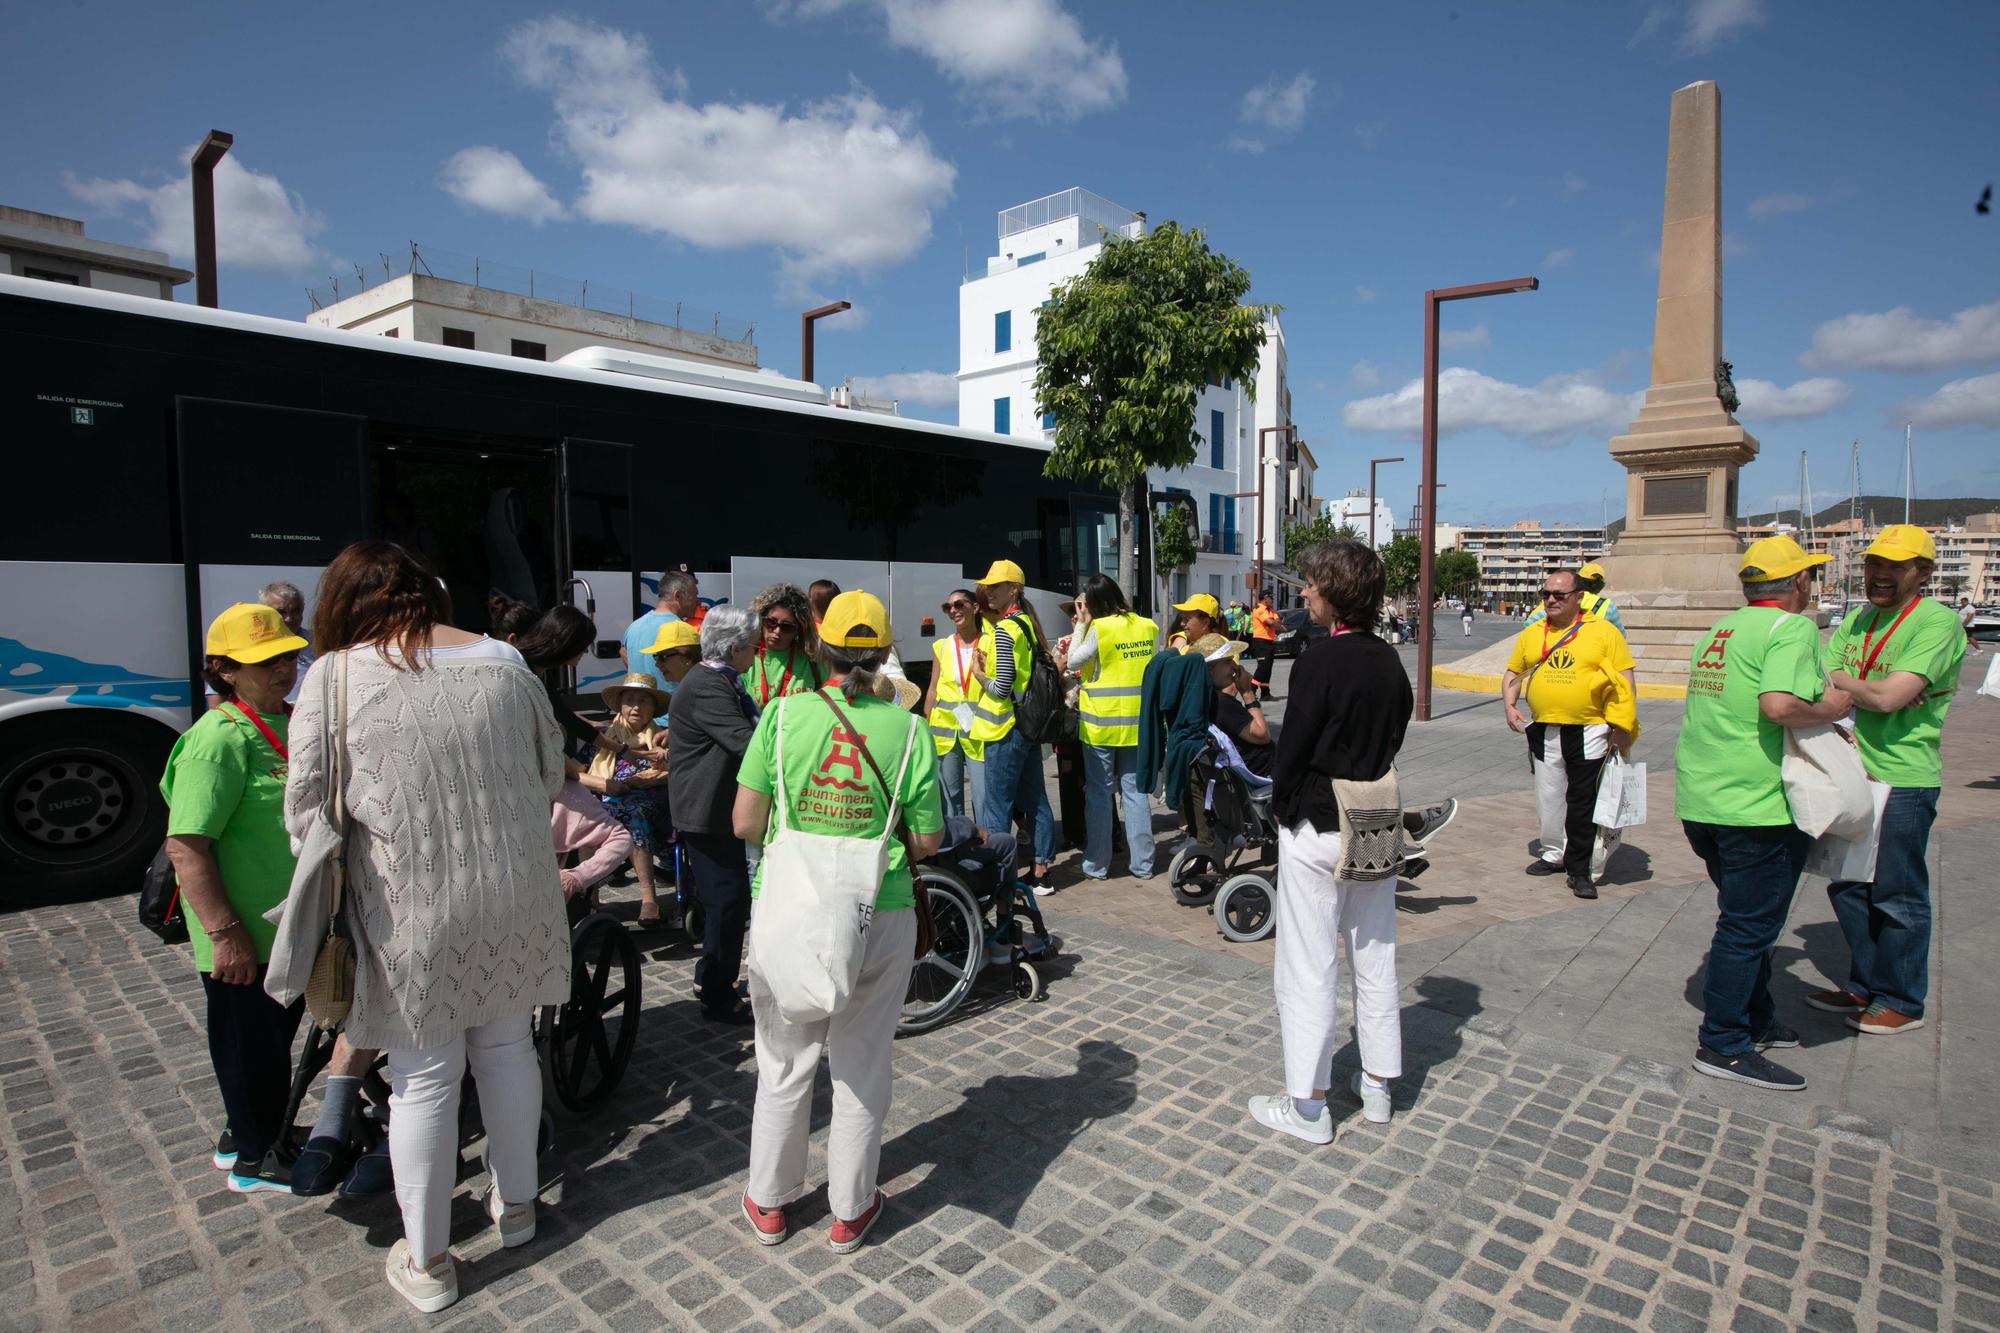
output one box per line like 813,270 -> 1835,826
285,542 -> 567,1314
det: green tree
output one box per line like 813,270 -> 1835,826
1380,534 -> 1421,599
1154,503 -> 1198,575
1281,511 -> 1361,561
1035,221 -> 1278,596
1433,548 -> 1481,600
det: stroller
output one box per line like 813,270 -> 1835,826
1168,730 -> 1280,942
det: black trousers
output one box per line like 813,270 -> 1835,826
202,966 -> 305,1163
1527,722 -> 1609,878
1250,637 -> 1277,688
683,830 -> 752,1016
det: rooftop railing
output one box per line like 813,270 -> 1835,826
997,187 -> 1141,243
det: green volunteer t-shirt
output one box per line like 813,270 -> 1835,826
1675,606 -> 1824,827
738,688 -> 943,911
158,705 -> 296,972
1823,597 -> 1964,788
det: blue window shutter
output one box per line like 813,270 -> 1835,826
1208,493 -> 1220,546
1041,408 -> 1055,430
994,310 -> 1011,353
1225,496 -> 1237,554
994,397 -> 1010,433
1210,410 -> 1225,469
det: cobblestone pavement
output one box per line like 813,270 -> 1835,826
6,886 -> 2000,1332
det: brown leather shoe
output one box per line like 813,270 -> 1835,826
1803,989 -> 1868,1014
1848,1004 -> 1926,1036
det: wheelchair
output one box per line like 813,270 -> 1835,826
1167,739 -> 1278,944
900,856 -> 1058,1035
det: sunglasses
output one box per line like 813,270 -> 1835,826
941,600 -> 974,614
249,651 -> 301,667
1541,590 -> 1578,601
762,616 -> 797,632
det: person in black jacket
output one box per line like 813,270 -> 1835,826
1252,540 -> 1414,1146
669,605 -> 761,1025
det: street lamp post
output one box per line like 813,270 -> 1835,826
190,130 -> 233,310
1417,277 -> 1538,721
1368,456 -> 1405,549
1253,424 -> 1297,595
799,301 -> 851,384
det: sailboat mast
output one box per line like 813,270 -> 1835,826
1904,423 -> 1914,525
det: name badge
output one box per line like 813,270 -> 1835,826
952,702 -> 975,731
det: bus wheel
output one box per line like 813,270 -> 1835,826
0,712 -> 174,909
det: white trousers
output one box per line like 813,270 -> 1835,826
1274,821 -> 1403,1096
747,908 -> 916,1220
386,1015 -> 541,1262
1531,722 -> 1609,863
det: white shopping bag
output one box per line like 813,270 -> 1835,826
1980,652 -> 2000,700
1592,753 -> 1648,829
1806,780 -> 1892,883
1782,723 -> 1874,839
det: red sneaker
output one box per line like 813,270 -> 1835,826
742,1193 -> 786,1246
829,1191 -> 885,1254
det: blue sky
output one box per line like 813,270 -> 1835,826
8,0 -> 1998,528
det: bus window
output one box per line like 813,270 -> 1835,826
369,438 -> 559,632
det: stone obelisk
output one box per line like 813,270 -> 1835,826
1598,79 -> 1759,692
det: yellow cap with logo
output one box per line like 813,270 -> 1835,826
1863,524 -> 1937,563
974,559 -> 1027,586
1578,562 -> 1607,583
1738,536 -> 1829,582
205,602 -> 309,663
820,590 -> 892,649
1172,592 -> 1221,618
640,620 -> 702,655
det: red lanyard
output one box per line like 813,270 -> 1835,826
1538,619 -> 1582,665
756,642 -> 795,705
1859,599 -> 1920,680
225,700 -> 288,761
950,636 -> 974,696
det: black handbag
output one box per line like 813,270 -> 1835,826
1004,613 -> 1075,744
137,843 -> 188,944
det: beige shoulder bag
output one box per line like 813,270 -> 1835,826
303,650 -> 355,1029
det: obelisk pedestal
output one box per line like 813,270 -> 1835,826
1597,80 -> 1759,692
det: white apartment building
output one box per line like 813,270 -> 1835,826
957,189 -> 1296,605
1452,521 -> 1608,611
1329,492 -> 1399,548
1743,512 -> 2000,605
0,204 -> 189,299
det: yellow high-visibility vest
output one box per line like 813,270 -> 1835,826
1077,612 -> 1158,748
967,616 -> 1031,744
928,635 -> 984,760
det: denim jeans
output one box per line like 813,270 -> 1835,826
978,729 -> 1056,869
1827,786 -> 1938,1018
1081,743 -> 1154,878
1682,820 -> 1812,1056
937,743 -> 985,823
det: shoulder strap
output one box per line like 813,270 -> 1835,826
326,650 -> 350,920
821,692 -> 917,840
772,696 -> 790,834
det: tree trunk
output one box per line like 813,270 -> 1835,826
1117,477 -> 1139,605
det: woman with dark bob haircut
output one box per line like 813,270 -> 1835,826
1251,539 -> 1414,1148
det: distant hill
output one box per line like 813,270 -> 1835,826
1606,496 -> 2000,542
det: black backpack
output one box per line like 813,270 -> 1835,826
137,843 -> 189,944
1004,613 -> 1075,744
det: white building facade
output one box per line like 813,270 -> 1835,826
1329,492 -> 1398,548
957,189 -> 1294,606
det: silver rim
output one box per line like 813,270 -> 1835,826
1168,844 -> 1222,905
1215,873 -> 1276,942
901,870 -> 982,1033
7,755 -> 132,851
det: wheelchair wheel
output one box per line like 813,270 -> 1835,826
546,912 -> 641,1111
1168,844 -> 1224,907
1215,873 -> 1276,943
1013,960 -> 1045,1002
900,866 -> 982,1035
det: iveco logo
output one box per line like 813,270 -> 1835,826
43,796 -> 95,812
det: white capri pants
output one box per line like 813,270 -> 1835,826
1531,721 -> 1609,865
386,1015 -> 542,1263
747,908 -> 916,1220
1274,821 -> 1403,1097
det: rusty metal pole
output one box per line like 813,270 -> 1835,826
800,300 -> 851,383
190,131 -> 233,308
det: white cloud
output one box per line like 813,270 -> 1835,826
496,17 -> 955,279
1803,301 -> 2000,374
1901,371 -> 2000,429
1543,247 -> 1577,269
1748,191 -> 1812,222
1682,0 -> 1766,51
1342,367 -> 1641,444
440,146 -> 564,224
64,151 -> 323,271
1240,71 -> 1315,133
1346,359 -> 1384,391
1561,172 -> 1587,200
1354,285 -> 1377,304
1439,323 -> 1490,352
1352,119 -> 1388,150
847,369 -> 958,407
1733,376 -> 1850,420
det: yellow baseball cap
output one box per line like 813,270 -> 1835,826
1173,593 -> 1221,618
640,620 -> 702,655
974,558 -> 1027,586
205,602 -> 308,663
1739,536 -> 1829,582
1578,562 -> 1607,583
821,590 -> 892,649
1864,524 -> 1937,563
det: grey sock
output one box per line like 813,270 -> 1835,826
311,1076 -> 363,1144
1292,1096 -> 1325,1121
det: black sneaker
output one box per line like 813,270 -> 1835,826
212,1128 -> 237,1171
1753,1022 -> 1802,1051
1567,873 -> 1598,900
1526,859 -> 1564,877
227,1145 -> 297,1194
289,1135 -> 355,1197
1693,1047 -> 1806,1091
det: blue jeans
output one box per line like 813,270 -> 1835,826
978,730 -> 1056,869
1082,743 -> 1154,878
1827,786 -> 1937,1018
1683,820 -> 1812,1056
937,744 -> 985,823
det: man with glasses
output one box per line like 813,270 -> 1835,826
1502,569 -> 1636,899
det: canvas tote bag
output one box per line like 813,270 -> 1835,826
1766,613 -> 1873,839
749,694 -> 921,1025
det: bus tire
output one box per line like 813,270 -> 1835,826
0,711 -> 175,910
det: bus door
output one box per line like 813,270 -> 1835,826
174,397 -> 369,705
559,438 -> 638,697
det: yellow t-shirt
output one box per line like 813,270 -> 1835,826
1506,617 -> 1634,725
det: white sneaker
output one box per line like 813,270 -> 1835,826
1591,827 -> 1620,883
1030,882 -> 1056,898
385,1239 -> 459,1314
485,1184 -> 537,1248
1246,1094 -> 1334,1146
1351,1072 -> 1392,1124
